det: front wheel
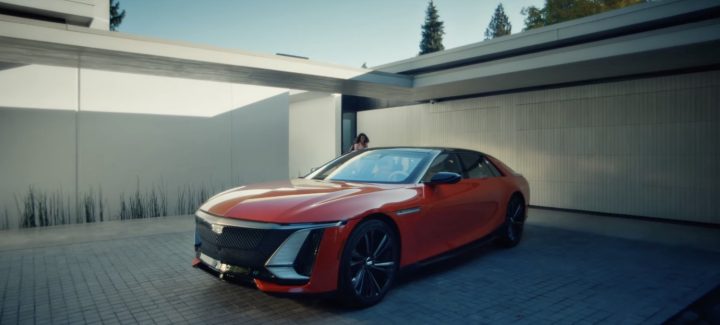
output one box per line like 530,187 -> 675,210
338,219 -> 399,307
498,195 -> 526,248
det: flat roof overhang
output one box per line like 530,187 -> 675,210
0,14 -> 414,100
0,0 -> 719,105
376,0 -> 720,75
410,18 -> 720,101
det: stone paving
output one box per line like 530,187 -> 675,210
1,218 -> 719,324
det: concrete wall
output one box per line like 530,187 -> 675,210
0,0 -> 108,29
288,92 -> 341,178
0,108 -> 77,228
358,70 -> 720,224
0,65 -> 78,110
231,94 -> 289,184
0,65 -> 290,229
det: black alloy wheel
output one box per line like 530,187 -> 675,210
339,219 -> 399,307
498,195 -> 525,248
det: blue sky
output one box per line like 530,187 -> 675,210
119,0 -> 544,68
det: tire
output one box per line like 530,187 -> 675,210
338,219 -> 399,307
498,195 -> 526,248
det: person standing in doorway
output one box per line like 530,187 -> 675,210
352,133 -> 370,151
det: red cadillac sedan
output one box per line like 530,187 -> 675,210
193,147 -> 529,307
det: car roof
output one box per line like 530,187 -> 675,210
365,146 -> 488,156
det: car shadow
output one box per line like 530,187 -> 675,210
295,238 -> 507,312
395,240 -> 500,288
200,236 -> 515,313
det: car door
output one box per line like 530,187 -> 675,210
418,152 -> 488,256
456,151 -> 506,240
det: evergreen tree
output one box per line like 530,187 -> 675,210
522,0 -> 644,31
110,0 -> 126,31
419,0 -> 445,55
521,6 -> 546,30
485,4 -> 512,40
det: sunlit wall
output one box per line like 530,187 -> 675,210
0,64 -> 291,229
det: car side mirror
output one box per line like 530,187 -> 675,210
426,172 -> 462,185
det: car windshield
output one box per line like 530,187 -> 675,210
307,148 -> 438,184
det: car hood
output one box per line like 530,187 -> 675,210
199,178 -> 421,224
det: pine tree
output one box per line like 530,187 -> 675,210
521,6 -> 546,30
419,0 -> 445,55
485,4 -> 512,40
110,0 -> 126,31
522,0 -> 645,31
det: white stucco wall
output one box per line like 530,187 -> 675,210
0,0 -> 108,29
0,65 -> 78,110
358,70 -> 720,224
89,0 -> 109,30
79,69 -> 288,117
288,93 -> 341,178
231,94 -> 290,184
0,108 -> 77,227
0,65 -> 290,229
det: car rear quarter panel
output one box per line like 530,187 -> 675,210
487,155 -> 530,205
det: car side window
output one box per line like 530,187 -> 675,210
422,153 -> 463,182
458,152 -> 497,179
484,157 -> 503,177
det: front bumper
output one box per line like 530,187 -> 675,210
193,210 -> 350,293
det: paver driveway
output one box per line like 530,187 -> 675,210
1,215 -> 719,324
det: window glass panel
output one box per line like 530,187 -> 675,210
422,153 -> 463,182
310,149 -> 436,184
484,157 -> 503,177
458,152 -> 495,179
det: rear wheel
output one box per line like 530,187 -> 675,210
498,195 -> 525,248
338,219 -> 399,307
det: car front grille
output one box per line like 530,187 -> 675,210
196,217 -> 294,270
196,219 -> 266,249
